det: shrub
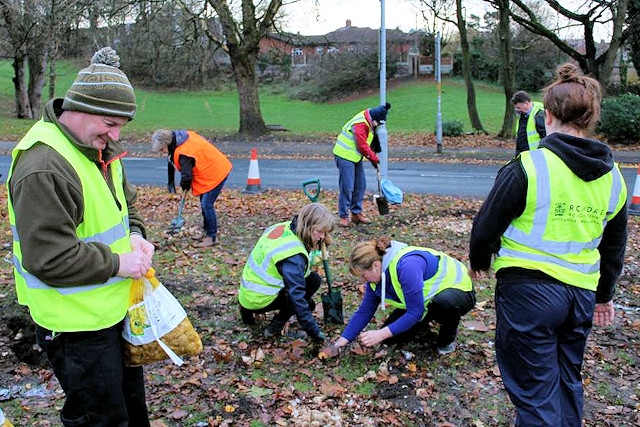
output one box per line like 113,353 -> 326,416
288,51 -> 398,102
597,94 -> 640,144
439,119 -> 464,137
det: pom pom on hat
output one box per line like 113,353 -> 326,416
62,47 -> 137,119
369,102 -> 391,123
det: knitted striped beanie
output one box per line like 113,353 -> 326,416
62,47 -> 137,119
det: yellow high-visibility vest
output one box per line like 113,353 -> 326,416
7,120 -> 132,332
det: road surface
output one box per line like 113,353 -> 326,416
0,156 -> 637,200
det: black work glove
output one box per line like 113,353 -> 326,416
180,179 -> 191,191
312,331 -> 327,343
167,161 -> 176,193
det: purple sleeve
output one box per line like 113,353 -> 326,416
386,256 -> 430,336
340,284 -> 379,342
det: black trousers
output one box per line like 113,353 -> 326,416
383,288 -> 476,347
36,323 -> 150,427
240,271 -> 321,327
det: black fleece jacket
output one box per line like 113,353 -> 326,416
469,132 -> 628,303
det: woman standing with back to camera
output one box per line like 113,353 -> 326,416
469,63 -> 628,426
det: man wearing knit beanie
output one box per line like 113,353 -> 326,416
63,46 -> 137,118
333,102 -> 391,227
7,47 -> 153,426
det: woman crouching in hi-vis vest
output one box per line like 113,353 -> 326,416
320,236 -> 476,358
238,203 -> 336,342
469,62 -> 628,427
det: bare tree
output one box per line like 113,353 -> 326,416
1,0 -> 85,119
627,0 -> 640,75
509,0 -> 630,92
178,0 -> 294,136
417,0 -> 487,134
492,0 -> 516,138
1,0 -> 46,118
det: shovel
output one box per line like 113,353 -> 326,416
168,190 -> 187,233
302,178 -> 321,202
320,241 -> 343,325
374,167 -> 389,215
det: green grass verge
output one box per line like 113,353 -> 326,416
1,59 -> 508,141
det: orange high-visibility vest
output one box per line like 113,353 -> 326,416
173,131 -> 232,196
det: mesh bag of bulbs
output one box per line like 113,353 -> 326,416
123,268 -> 203,366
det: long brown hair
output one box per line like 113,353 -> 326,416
348,236 -> 392,275
542,63 -> 601,134
295,203 -> 336,250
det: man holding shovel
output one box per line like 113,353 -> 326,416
333,103 -> 390,227
151,129 -> 232,247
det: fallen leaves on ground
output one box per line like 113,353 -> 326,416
0,187 -> 638,426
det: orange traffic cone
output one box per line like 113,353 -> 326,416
243,148 -> 263,194
629,167 -> 640,216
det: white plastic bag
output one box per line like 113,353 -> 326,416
122,268 -> 202,366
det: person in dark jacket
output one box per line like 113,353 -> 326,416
512,90 -> 546,154
151,129 -> 232,247
469,63 -> 628,426
238,203 -> 336,342
7,47 -> 154,427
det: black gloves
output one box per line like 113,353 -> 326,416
180,179 -> 191,191
167,161 -> 176,193
312,331 -> 327,342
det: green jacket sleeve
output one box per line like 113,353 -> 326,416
10,144 -> 129,287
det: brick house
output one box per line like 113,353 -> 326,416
259,19 -> 452,75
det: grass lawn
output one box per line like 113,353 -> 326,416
0,59 -> 509,141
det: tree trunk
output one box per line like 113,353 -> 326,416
496,0 -> 515,138
230,51 -> 268,136
49,57 -> 57,100
596,0 -> 629,94
12,53 -> 32,119
28,49 -> 47,119
456,0 -> 486,134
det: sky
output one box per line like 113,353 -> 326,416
281,0 -> 610,41
281,0 -> 488,35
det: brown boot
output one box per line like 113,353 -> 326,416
193,236 -> 218,247
338,217 -> 350,227
351,213 -> 371,224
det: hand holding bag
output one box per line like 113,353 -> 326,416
122,268 -> 203,366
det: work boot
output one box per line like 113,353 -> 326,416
193,236 -> 217,248
239,306 -> 255,325
437,341 -> 457,355
351,213 -> 371,224
263,317 -> 287,339
339,217 -> 349,227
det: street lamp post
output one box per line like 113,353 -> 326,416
435,32 -> 443,154
379,0 -> 389,178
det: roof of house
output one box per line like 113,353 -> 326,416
267,22 -> 417,46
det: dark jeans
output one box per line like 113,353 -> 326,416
335,155 -> 366,218
200,177 -> 227,240
240,271 -> 321,328
495,282 -> 594,427
36,323 -> 150,427
382,288 -> 476,347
